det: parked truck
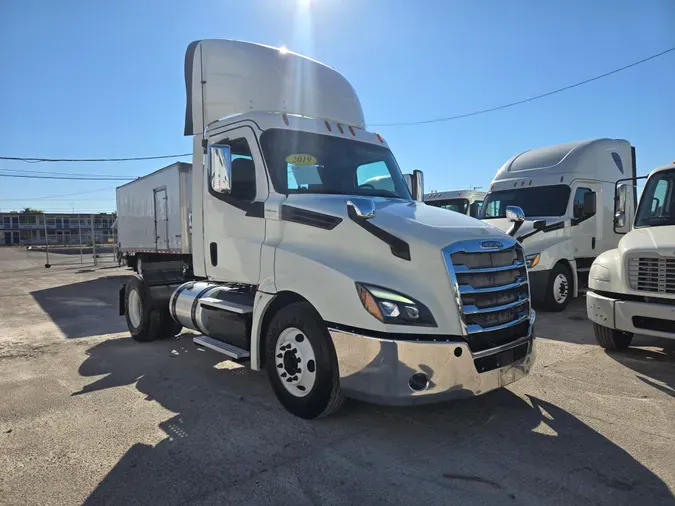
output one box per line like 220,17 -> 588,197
479,139 -> 637,311
587,162 -> 675,349
425,189 -> 486,218
117,39 -> 536,419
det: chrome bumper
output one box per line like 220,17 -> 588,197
329,314 -> 536,406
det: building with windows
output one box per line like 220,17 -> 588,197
1,212 -> 116,246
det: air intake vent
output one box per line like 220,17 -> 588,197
627,255 -> 675,295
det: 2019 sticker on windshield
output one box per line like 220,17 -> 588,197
285,154 -> 317,166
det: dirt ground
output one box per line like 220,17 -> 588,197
0,247 -> 673,505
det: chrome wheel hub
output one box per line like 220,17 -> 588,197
275,327 -> 317,398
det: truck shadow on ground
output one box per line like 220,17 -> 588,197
75,336 -> 674,505
607,336 -> 675,398
30,275 -> 130,338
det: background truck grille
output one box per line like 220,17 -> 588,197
627,256 -> 675,294
444,240 -> 531,353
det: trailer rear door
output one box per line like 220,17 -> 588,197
154,188 -> 169,250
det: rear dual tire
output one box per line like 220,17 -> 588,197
124,275 -> 182,342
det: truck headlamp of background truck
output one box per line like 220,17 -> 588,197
116,39 -> 536,419
587,163 -> 675,349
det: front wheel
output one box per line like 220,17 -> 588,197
593,323 -> 633,351
544,263 -> 573,311
265,302 -> 344,419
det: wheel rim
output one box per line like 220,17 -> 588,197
128,288 -> 142,328
275,327 -> 317,398
553,273 -> 569,304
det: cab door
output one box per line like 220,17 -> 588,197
203,125 -> 268,284
570,182 -> 599,269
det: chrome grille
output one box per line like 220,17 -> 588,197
443,239 -> 532,352
627,255 -> 675,294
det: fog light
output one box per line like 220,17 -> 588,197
408,372 -> 430,392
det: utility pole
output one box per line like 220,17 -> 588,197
43,214 -> 51,268
78,212 -> 83,264
91,214 -> 97,267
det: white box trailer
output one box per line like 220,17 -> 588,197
116,162 -> 192,268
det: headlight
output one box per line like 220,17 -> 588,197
589,264 -> 611,282
526,253 -> 541,268
355,283 -> 436,327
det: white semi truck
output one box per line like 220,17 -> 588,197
425,189 -> 486,218
116,39 -> 536,419
479,139 -> 636,311
587,162 -> 675,349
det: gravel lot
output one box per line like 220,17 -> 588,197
0,247 -> 673,505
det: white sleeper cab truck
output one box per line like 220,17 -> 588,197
479,139 -> 636,311
425,189 -> 486,218
587,163 -> 675,349
117,39 -> 536,419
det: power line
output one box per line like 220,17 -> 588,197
370,46 -> 675,127
0,173 -> 134,181
0,153 -> 191,163
0,186 -> 117,201
0,167 -> 138,178
0,186 -> 116,202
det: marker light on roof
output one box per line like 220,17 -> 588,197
376,134 -> 384,143
324,121 -> 332,132
337,123 -> 344,134
560,176 -> 564,182
282,113 -> 289,125
529,180 -> 532,185
348,125 -> 356,136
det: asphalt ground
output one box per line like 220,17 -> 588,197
0,247 -> 673,505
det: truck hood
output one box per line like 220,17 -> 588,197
287,195 -> 507,248
619,226 -> 675,255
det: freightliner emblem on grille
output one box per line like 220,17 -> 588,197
480,240 -> 504,249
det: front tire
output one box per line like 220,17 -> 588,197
265,302 -> 344,419
544,263 -> 573,311
124,275 -> 164,342
593,323 -> 633,351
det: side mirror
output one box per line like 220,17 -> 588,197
469,202 -> 481,218
403,173 -> 413,195
506,206 -> 525,223
411,169 -> 424,201
533,220 -> 547,231
207,144 -> 232,194
583,192 -> 597,216
614,183 -> 629,232
505,205 -> 525,237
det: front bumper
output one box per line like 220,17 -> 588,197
329,315 -> 536,406
587,290 -> 675,340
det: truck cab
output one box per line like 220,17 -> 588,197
587,163 -> 675,349
425,189 -> 486,218
119,39 -> 536,419
479,139 -> 636,311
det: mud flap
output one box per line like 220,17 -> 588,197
119,284 -> 126,316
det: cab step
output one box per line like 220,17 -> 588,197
193,335 -> 250,359
199,297 -> 253,314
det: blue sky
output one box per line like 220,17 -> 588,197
1,0 -> 673,213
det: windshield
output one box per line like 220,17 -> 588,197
635,169 -> 675,228
260,129 -> 412,200
426,198 -> 469,214
479,184 -> 571,219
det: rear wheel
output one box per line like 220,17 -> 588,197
124,275 -> 164,342
593,323 -> 633,351
544,263 -> 573,311
265,302 -> 344,419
